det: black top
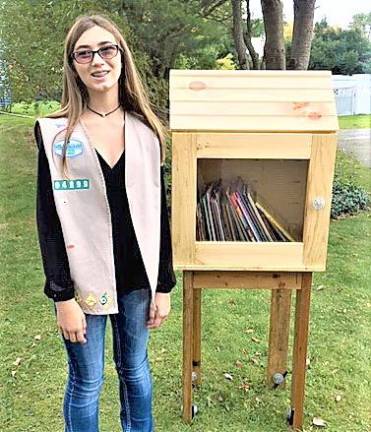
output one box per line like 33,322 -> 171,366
35,121 -> 176,302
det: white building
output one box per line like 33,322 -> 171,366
332,74 -> 371,116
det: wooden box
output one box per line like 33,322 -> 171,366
169,70 -> 338,272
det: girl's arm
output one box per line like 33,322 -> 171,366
35,121 -> 75,302
156,165 -> 177,293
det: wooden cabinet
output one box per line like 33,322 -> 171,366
170,70 -> 338,272
169,69 -> 338,429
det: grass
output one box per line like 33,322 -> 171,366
338,114 -> 371,129
1,114 -> 370,431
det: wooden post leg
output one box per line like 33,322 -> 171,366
182,271 -> 194,422
267,289 -> 292,388
192,288 -> 202,386
290,273 -> 312,430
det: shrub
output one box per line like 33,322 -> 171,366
331,176 -> 370,218
11,101 -> 60,116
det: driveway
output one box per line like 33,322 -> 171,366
337,128 -> 371,168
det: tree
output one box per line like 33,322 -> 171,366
261,0 -> 286,69
0,0 -> 233,111
350,12 -> 371,40
231,0 -> 317,71
308,18 -> 371,74
287,0 -> 316,70
231,0 -> 260,69
231,0 -> 250,69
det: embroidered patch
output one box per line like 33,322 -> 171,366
100,292 -> 109,305
85,293 -> 97,308
54,138 -> 83,158
53,179 -> 90,191
100,292 -> 113,309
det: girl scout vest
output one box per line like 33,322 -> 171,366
37,112 -> 161,315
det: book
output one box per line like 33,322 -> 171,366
195,176 -> 295,243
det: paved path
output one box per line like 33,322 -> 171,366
337,128 -> 371,168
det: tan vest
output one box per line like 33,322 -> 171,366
37,112 -> 161,315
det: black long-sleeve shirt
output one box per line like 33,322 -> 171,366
35,122 -> 176,302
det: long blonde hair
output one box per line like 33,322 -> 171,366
47,14 -> 167,177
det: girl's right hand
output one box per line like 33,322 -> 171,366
55,298 -> 87,344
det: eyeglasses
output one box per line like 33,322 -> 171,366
71,44 -> 121,64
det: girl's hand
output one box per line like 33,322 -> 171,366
146,292 -> 171,329
55,298 -> 87,344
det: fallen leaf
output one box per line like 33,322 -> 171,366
251,357 -> 259,366
239,382 -> 250,392
235,360 -> 243,368
218,395 -> 224,402
13,357 -> 22,366
224,372 -> 233,381
11,370 -> 17,377
312,417 -> 327,427
206,395 -> 213,407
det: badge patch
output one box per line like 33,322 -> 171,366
100,292 -> 113,309
54,138 -> 83,158
53,179 -> 90,191
85,293 -> 97,308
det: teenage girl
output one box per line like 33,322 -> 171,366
35,14 -> 176,432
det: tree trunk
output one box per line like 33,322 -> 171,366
261,0 -> 285,69
231,0 -> 249,69
243,0 -> 260,69
288,0 -> 316,70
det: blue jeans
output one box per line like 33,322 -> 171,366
56,288 -> 154,432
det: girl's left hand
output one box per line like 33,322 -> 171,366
146,292 -> 171,329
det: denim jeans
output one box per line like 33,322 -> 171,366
55,288 -> 154,432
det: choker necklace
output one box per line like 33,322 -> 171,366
87,104 -> 121,118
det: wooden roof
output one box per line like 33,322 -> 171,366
169,70 -> 338,132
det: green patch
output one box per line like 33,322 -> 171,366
53,178 -> 90,190
339,114 -> 371,129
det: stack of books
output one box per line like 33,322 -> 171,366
196,176 -> 294,242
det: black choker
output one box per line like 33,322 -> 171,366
87,104 -> 121,118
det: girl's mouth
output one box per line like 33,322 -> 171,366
91,71 -> 109,80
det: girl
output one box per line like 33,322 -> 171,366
35,14 -> 176,432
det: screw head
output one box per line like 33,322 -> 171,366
272,372 -> 285,385
313,196 -> 326,210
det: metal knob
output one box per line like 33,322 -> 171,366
272,372 -> 285,385
312,196 -> 326,210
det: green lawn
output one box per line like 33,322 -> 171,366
1,114 -> 370,432
338,114 -> 371,129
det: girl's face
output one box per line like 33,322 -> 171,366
72,25 -> 122,96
